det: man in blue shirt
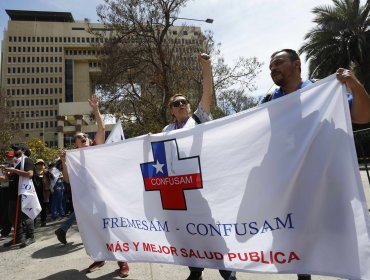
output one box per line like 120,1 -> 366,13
264,49 -> 370,280
265,49 -> 370,126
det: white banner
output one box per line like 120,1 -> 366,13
105,120 -> 125,144
18,156 -> 42,220
67,74 -> 370,279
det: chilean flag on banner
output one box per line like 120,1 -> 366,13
140,140 -> 202,210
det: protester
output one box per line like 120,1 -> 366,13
2,144 -> 35,248
264,49 -> 370,124
0,151 -> 16,239
163,53 -> 236,280
33,159 -> 54,227
50,160 -> 65,220
54,95 -> 130,278
262,48 -> 370,280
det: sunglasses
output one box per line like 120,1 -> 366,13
171,99 -> 189,107
74,133 -> 89,140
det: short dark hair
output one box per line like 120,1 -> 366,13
271,49 -> 301,73
271,49 -> 300,62
11,143 -> 31,157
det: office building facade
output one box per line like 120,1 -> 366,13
1,10 -> 204,148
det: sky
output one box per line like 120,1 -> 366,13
0,0 -> 342,96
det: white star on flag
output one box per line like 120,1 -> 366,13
153,160 -> 164,174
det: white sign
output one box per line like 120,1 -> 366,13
67,75 -> 370,279
19,156 -> 41,220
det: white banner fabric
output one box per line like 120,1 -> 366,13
18,156 -> 42,220
105,120 -> 125,144
67,74 -> 370,279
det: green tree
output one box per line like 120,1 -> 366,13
206,33 -> 262,115
25,138 -> 60,163
299,0 -> 370,94
0,89 -> 21,158
93,0 -> 262,136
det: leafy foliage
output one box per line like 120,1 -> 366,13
25,138 -> 60,164
92,0 -> 262,136
299,0 -> 370,93
0,90 -> 21,159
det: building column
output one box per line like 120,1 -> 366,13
56,115 -> 66,149
74,114 -> 83,132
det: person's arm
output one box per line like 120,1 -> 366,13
5,167 -> 33,178
60,150 -> 70,184
0,166 -> 7,182
336,68 -> 370,124
89,94 -> 105,145
199,53 -> 213,114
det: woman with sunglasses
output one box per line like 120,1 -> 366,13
163,54 -> 236,280
55,95 -> 130,278
163,53 -> 213,132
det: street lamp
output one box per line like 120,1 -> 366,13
171,17 -> 214,24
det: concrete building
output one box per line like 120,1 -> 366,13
1,10 -> 205,148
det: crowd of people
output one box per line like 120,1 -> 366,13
0,146 -> 74,246
0,49 -> 370,280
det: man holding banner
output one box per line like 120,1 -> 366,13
261,48 -> 370,280
2,144 -> 38,248
265,48 -> 370,123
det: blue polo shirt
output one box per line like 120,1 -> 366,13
265,80 -> 353,105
